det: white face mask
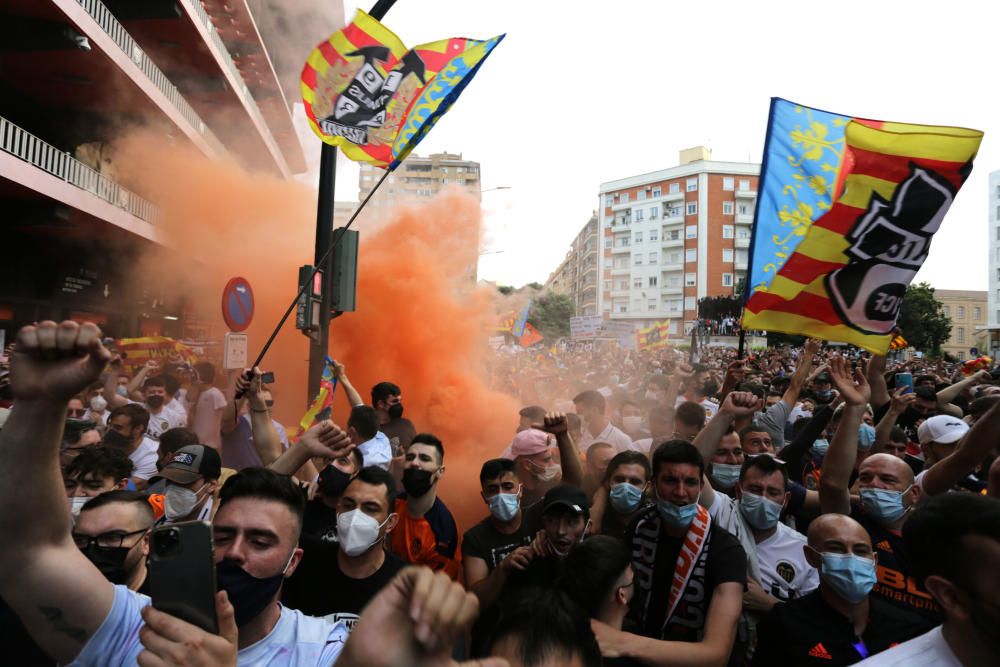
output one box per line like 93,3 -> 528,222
68,496 -> 89,523
622,416 -> 643,432
337,509 -> 392,557
89,395 -> 107,412
164,483 -> 207,521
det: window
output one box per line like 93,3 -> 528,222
668,252 -> 681,264
958,351 -> 966,361
668,275 -> 681,287
649,277 -> 658,287
617,280 -> 629,290
634,231 -> 643,243
957,327 -> 966,344
686,225 -> 697,239
635,209 -> 644,221
723,177 -> 735,191
669,183 -> 680,194
649,252 -> 658,264
943,305 -> 950,317
738,204 -> 751,215
604,280 -> 611,291
722,273 -> 734,287
650,206 -> 658,220
685,272 -> 697,287
723,201 -> 734,215
648,299 -> 657,311
652,187 -> 662,197
634,254 -> 642,265
637,190 -> 647,201
974,307 -> 982,321
618,305 -> 627,313
634,278 -> 643,288
667,207 -> 683,218
686,202 -> 698,216
723,248 -> 734,263
686,177 -> 698,192
618,237 -> 630,247
958,306 -> 966,320
632,299 -> 642,311
649,229 -> 659,241
614,256 -> 628,269
685,296 -> 696,311
685,248 -> 697,263
723,225 -> 735,239
738,228 -> 751,239
606,196 -> 614,207
996,226 -> 1000,241
621,193 -> 629,203
670,230 -> 681,240
739,179 -> 750,191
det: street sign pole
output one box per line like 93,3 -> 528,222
307,0 -> 399,404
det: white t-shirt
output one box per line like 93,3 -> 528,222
164,397 -> 188,424
755,521 -> 819,602
578,422 -> 633,453
130,400 -> 186,442
854,626 -> 960,667
69,585 -> 347,667
629,437 -> 653,455
129,436 -> 160,481
358,431 -> 392,470
189,387 -> 227,450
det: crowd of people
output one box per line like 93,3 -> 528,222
0,319 -> 997,666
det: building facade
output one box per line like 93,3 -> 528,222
0,0 -> 336,338
988,171 -> 1000,330
598,147 -> 759,331
543,213 -> 599,316
358,152 -> 481,209
936,290 -> 988,360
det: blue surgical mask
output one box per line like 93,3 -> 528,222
816,551 -> 877,603
656,492 -> 700,529
860,486 -> 911,524
811,439 -> 830,457
710,463 -> 741,489
816,390 -> 832,400
738,490 -> 783,530
858,424 -> 877,450
487,491 -> 520,522
609,483 -> 643,514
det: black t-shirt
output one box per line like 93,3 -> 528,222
636,524 -> 746,643
462,512 -> 540,572
853,509 -> 941,627
751,589 -> 928,666
301,497 -> 340,546
281,542 -> 404,629
600,501 -> 653,542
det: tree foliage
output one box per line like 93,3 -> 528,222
528,292 -> 575,340
897,282 -> 952,355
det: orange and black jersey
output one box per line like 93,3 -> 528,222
389,494 -> 461,580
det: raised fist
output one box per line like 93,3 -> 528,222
10,322 -> 110,404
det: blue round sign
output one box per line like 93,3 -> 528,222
222,277 -> 254,332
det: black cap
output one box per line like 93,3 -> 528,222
542,485 -> 590,516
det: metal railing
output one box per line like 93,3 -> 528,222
181,0 -> 286,165
0,116 -> 158,223
76,0 -> 226,157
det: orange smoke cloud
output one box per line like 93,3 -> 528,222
115,130 -> 516,529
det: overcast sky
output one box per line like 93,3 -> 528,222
307,0 -> 999,290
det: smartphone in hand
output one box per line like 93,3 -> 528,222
895,372 -> 914,395
148,521 -> 218,633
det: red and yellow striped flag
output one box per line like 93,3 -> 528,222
637,320 -> 670,351
744,104 -> 982,354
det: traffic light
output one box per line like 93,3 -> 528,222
296,265 -> 323,336
330,227 -> 358,313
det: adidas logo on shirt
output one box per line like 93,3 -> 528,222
808,643 -> 832,660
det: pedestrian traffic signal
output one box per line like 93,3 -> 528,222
330,227 -> 358,313
296,265 -> 323,336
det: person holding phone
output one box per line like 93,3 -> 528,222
185,362 -> 228,452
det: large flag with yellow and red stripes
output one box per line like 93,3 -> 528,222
301,10 -> 503,169
637,320 -> 670,352
742,99 -> 982,353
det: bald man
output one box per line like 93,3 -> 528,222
752,514 -> 927,666
582,442 -> 615,498
819,357 -> 939,626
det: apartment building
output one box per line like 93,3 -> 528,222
598,147 -> 759,332
0,0 -> 337,337
543,213 -> 599,316
358,152 -> 481,209
936,289 -> 988,360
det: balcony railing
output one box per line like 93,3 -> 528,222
0,116 -> 157,222
77,0 -> 225,157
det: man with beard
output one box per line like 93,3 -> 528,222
574,390 -> 633,453
103,364 -> 184,442
103,403 -> 158,488
389,433 -> 462,579
0,322 -> 353,665
372,381 -> 417,455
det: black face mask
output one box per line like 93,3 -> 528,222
103,429 -> 132,449
318,465 -> 353,499
387,403 -> 404,420
401,468 -> 435,497
82,543 -> 134,585
216,558 -> 286,627
146,396 -> 165,409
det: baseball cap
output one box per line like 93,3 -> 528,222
542,484 -> 590,516
503,428 -> 552,460
159,445 -> 222,485
917,415 -> 970,446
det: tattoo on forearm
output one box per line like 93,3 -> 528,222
38,605 -> 87,643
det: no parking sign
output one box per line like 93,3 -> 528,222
222,277 -> 254,332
